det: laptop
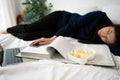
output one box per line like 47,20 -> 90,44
0,45 -> 23,66
0,45 -> 3,66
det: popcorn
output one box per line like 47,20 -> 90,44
70,48 -> 94,60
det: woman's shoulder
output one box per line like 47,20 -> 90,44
91,10 -> 105,13
52,10 -> 72,14
88,11 -> 107,16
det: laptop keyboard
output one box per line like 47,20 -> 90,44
2,48 -> 23,66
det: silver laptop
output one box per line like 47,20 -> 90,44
0,45 -> 23,66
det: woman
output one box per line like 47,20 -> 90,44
1,10 -> 120,56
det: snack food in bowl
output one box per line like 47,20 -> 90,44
68,47 -> 96,64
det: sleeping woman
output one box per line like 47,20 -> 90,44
1,10 -> 120,56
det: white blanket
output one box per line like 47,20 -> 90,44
0,34 -> 120,80
0,59 -> 120,80
0,34 -> 30,49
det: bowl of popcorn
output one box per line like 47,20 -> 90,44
68,46 -> 96,64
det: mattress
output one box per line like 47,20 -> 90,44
0,34 -> 120,80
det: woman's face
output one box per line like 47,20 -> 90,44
98,26 -> 116,45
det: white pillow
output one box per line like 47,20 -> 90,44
66,5 -> 98,15
52,5 -> 98,15
102,5 -> 120,24
75,6 -> 98,15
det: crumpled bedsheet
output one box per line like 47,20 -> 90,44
0,34 -> 30,49
0,34 -> 120,80
0,58 -> 120,80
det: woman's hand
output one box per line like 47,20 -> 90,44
31,36 -> 57,46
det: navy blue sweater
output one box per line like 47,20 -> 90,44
56,11 -> 112,42
55,11 -> 120,56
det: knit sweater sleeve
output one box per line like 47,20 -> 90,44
109,46 -> 120,56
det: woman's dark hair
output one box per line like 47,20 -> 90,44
101,24 -> 120,46
78,24 -> 120,46
114,24 -> 120,46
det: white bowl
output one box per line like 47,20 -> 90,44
68,47 -> 96,64
68,54 -> 87,64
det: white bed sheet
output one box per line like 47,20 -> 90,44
0,59 -> 120,80
0,34 -> 120,80
0,34 -> 31,49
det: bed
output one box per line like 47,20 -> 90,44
0,34 -> 120,80
0,59 -> 120,80
0,5 -> 120,80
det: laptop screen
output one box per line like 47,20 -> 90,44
0,44 -> 3,65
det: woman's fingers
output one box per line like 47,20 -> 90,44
31,37 -> 56,45
31,38 -> 48,45
30,41 -> 39,46
38,38 -> 51,45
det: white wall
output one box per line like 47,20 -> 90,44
15,0 -> 25,15
47,0 -> 120,24
47,0 -> 120,11
16,0 -> 120,24
17,0 -> 120,13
